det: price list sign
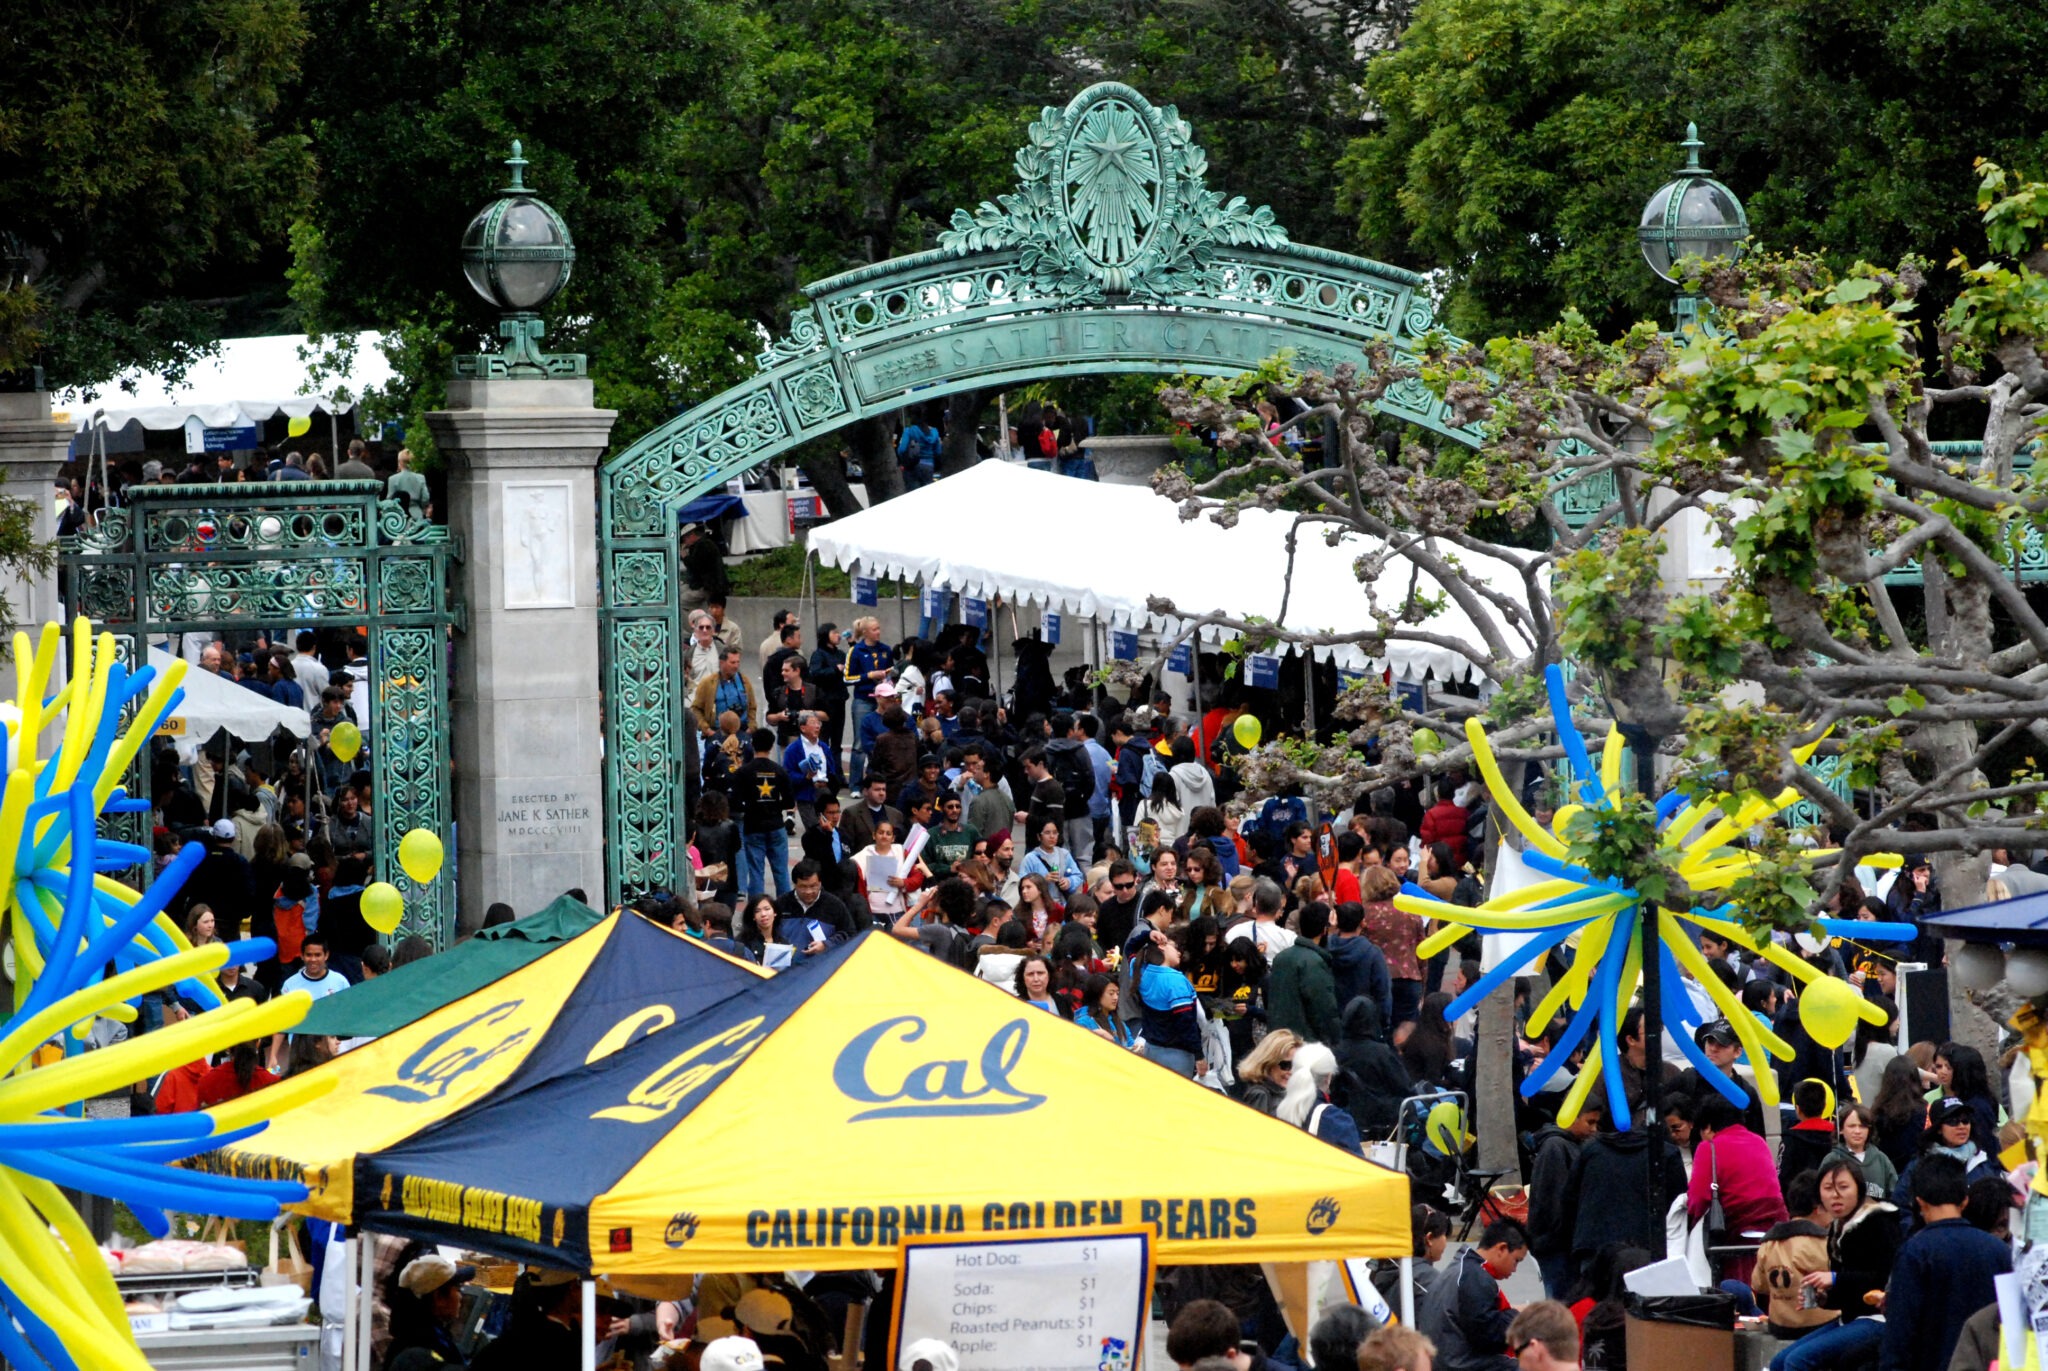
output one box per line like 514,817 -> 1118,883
894,1230 -> 1152,1371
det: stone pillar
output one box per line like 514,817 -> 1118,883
429,378 -> 616,933
0,391 -> 71,700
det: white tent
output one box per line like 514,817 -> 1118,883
808,461 -> 1534,682
55,332 -> 393,439
150,647 -> 312,762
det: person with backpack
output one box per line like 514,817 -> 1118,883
1044,712 -> 1097,865
1112,715 -> 1151,829
896,416 -> 939,489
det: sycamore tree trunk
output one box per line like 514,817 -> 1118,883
796,444 -> 864,519
1476,771 -> 1520,1180
940,388 -> 988,478
852,415 -> 904,504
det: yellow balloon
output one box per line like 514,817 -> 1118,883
328,720 -> 362,762
1798,975 -> 1862,1049
398,828 -> 444,884
286,415 -> 312,437
1552,803 -> 1584,838
1411,727 -> 1441,756
362,882 -> 405,936
1425,1100 -> 1466,1155
1232,713 -> 1262,749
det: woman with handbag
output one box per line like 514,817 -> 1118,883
1688,1094 -> 1789,1285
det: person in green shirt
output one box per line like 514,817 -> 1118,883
925,792 -> 979,877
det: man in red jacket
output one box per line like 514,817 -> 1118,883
1419,782 -> 1470,868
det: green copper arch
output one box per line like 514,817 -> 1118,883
597,81 -> 1473,901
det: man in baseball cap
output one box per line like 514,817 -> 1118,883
699,1335 -> 766,1371
1673,1018 -> 1765,1133
389,1255 -> 476,1371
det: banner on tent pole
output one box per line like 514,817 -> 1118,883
1109,630 -> 1138,661
892,1228 -> 1153,1371
1336,1257 -> 1396,1326
1166,642 -> 1192,675
963,597 -> 988,629
1043,612 -> 1061,646
1246,654 -> 1280,689
1395,681 -> 1426,714
854,576 -> 879,607
923,587 -> 954,621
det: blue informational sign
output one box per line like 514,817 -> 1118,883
1110,629 -> 1139,661
1167,641 -> 1193,674
922,586 -> 953,620
963,597 -> 988,629
853,575 -> 878,606
1043,612 -> 1061,645
1247,653 -> 1281,689
1396,680 -> 1426,714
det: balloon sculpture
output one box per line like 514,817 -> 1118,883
1398,664 -> 1914,1130
0,620 -> 326,1371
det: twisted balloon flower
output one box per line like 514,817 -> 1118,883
1396,664 -> 1912,1129
0,620 -> 327,1371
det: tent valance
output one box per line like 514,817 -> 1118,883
808,461 -> 1531,683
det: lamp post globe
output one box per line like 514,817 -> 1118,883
455,141 -> 580,378
1638,124 -> 1748,288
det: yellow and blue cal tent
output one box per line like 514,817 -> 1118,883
202,911 -> 768,1222
355,931 -> 1410,1271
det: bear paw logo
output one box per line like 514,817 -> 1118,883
1305,1196 -> 1341,1235
664,1212 -> 700,1249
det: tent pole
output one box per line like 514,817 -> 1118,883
582,1279 -> 597,1371
330,410 -> 339,469
991,599 -> 1003,701
341,1236 -> 357,1371
1303,654 -> 1317,737
1398,1256 -> 1415,1326
1189,641 -> 1206,762
357,1233 -> 375,1371
896,580 -> 907,644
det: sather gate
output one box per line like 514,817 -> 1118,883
598,82 -> 1480,903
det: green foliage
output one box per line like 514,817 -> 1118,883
1720,824 -> 1820,938
0,0 -> 311,385
1344,0 -> 2048,337
1553,528 -> 1664,672
1561,791 -> 1670,906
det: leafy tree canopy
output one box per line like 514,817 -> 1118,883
0,0 -> 311,389
1345,0 -> 2048,341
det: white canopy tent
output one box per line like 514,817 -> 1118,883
55,332 -> 394,448
808,460 -> 1533,683
149,647 -> 312,763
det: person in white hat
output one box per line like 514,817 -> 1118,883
900,1337 -> 961,1371
699,1335 -> 767,1371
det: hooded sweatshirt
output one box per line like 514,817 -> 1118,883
1327,931 -> 1392,1030
1752,1219 -> 1834,1335
1169,760 -> 1217,814
1333,996 -> 1412,1133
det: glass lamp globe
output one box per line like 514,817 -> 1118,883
1638,124 -> 1748,285
459,141 -> 576,313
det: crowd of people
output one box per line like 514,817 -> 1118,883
95,582 -> 2032,1371
57,435 -> 434,536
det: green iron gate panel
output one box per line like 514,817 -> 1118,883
596,81 -> 1489,905
59,481 -> 460,946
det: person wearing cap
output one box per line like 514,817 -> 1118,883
698,1335 -> 768,1371
1674,1018 -> 1767,1134
679,521 -> 728,609
900,1337 -> 959,1371
179,818 -> 257,942
1894,1095 -> 2003,1231
387,1254 -> 477,1370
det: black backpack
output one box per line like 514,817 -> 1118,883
1053,746 -> 1094,814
